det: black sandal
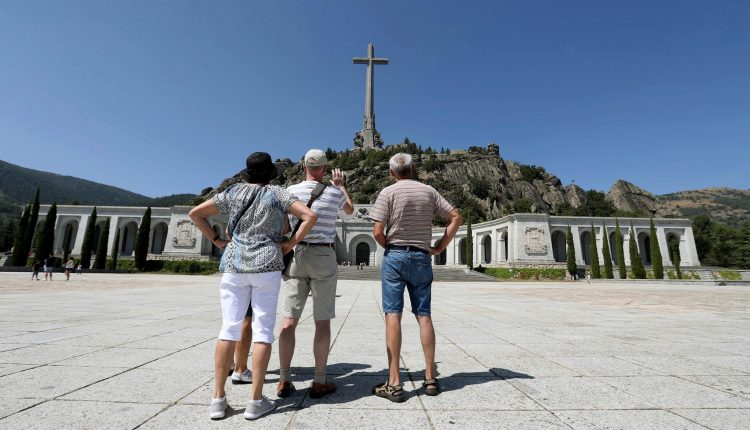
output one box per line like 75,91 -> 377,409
372,381 -> 407,403
423,378 -> 440,396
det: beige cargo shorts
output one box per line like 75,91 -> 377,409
282,243 -> 338,320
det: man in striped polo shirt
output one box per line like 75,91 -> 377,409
277,149 -> 353,399
370,153 -> 462,402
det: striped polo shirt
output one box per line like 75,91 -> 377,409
370,179 -> 454,251
287,181 -> 346,244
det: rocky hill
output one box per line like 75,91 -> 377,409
196,142 -> 686,222
661,188 -> 750,226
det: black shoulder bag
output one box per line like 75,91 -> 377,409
283,182 -> 327,273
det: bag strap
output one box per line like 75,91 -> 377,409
229,185 -> 263,238
289,182 -> 327,238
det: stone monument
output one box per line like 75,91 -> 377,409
353,42 -> 388,149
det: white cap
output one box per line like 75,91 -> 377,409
304,149 -> 328,167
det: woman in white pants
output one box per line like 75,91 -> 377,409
189,152 -> 317,421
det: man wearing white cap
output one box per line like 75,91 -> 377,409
277,149 -> 354,399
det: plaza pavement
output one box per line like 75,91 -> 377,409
0,272 -> 748,429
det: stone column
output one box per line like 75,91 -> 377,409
656,227 -> 672,266
445,236 -> 456,266
571,225 -> 583,265
623,230 -> 632,266
71,215 -> 89,255
680,228 -> 701,266
491,229 -> 498,263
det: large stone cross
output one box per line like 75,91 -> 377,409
353,43 -> 388,149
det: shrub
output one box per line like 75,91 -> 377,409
650,218 -> 664,279
629,225 -> 647,279
601,224 -> 613,279
566,226 -> 576,276
715,270 -> 741,281
484,267 -> 566,281
134,207 -> 151,271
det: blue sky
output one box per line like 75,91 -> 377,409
1,0 -> 748,197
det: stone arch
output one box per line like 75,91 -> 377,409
120,222 -> 138,256
433,239 -> 446,265
638,232 -> 652,265
666,232 -> 681,263
457,238 -> 467,265
151,222 -> 168,254
609,231 -> 618,264
60,220 -> 79,254
580,230 -> 592,265
498,231 -> 508,262
349,235 -> 376,266
551,230 -> 566,263
481,235 -> 492,264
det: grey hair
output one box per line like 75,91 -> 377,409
389,153 -> 413,177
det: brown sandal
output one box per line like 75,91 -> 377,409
423,378 -> 440,396
372,381 -> 407,403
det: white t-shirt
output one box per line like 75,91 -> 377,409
287,181 -> 345,244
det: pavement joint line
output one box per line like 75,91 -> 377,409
131,373 -> 215,430
0,334 -> 214,423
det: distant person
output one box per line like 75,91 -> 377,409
277,149 -> 354,399
31,260 -> 42,281
64,258 -> 75,280
44,254 -> 55,281
188,152 -> 317,421
586,271 -> 591,284
76,263 -> 82,274
370,153 -> 462,402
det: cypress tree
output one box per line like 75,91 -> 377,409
36,203 -> 57,260
19,189 -> 40,266
110,228 -> 120,270
615,219 -> 626,279
590,224 -> 600,278
11,205 -> 30,266
566,226 -> 577,277
601,224 -> 613,279
673,249 -> 682,279
134,207 -> 151,271
649,218 -> 663,279
80,207 -> 97,269
629,225 -> 647,279
465,217 -> 473,269
62,224 -> 73,263
94,219 -> 110,270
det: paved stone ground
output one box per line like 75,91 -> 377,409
0,273 -> 748,429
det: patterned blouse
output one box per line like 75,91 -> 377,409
213,183 -> 298,273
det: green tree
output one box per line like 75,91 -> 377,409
629,225 -> 647,279
601,224 -> 613,279
19,188 -> 40,266
80,207 -> 97,269
673,249 -> 682,279
11,205 -> 30,266
707,223 -> 738,268
566,226 -> 577,277
35,203 -> 57,260
94,219 -> 110,270
615,219 -> 626,279
110,228 -> 120,270
649,218 -> 663,279
465,217 -> 473,269
590,224 -> 600,278
134,207 -> 151,271
691,215 -> 712,263
61,223 -> 73,263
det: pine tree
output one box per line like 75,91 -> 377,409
11,205 -> 30,266
566,226 -> 577,277
110,229 -> 120,270
19,188 -> 40,266
80,207 -> 97,269
62,224 -> 73,263
673,249 -> 682,279
649,218 -> 663,279
465,217 -> 473,269
602,224 -> 613,279
615,219 -> 626,279
36,203 -> 57,260
94,219 -> 110,270
629,225 -> 647,279
590,224 -> 600,278
134,207 -> 151,271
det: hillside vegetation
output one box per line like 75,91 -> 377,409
662,188 -> 750,227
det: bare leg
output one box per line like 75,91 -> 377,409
234,317 -> 252,373
313,319 -> 331,377
213,339 -> 235,398
278,317 -> 298,373
385,313 -> 402,385
416,315 -> 436,380
250,342 -> 272,400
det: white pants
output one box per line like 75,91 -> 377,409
218,271 -> 281,344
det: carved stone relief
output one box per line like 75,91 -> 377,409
524,227 -> 548,255
172,220 -> 197,248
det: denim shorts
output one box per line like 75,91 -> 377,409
381,248 -> 433,316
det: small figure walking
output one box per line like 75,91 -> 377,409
586,271 -> 591,284
76,263 -> 82,275
64,258 -> 75,280
44,254 -> 55,281
31,260 -> 42,281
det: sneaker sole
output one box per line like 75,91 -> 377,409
209,413 -> 225,420
231,379 -> 252,385
243,403 -> 277,420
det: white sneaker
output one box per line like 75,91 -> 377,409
231,369 -> 252,384
244,396 -> 276,420
209,397 -> 227,420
